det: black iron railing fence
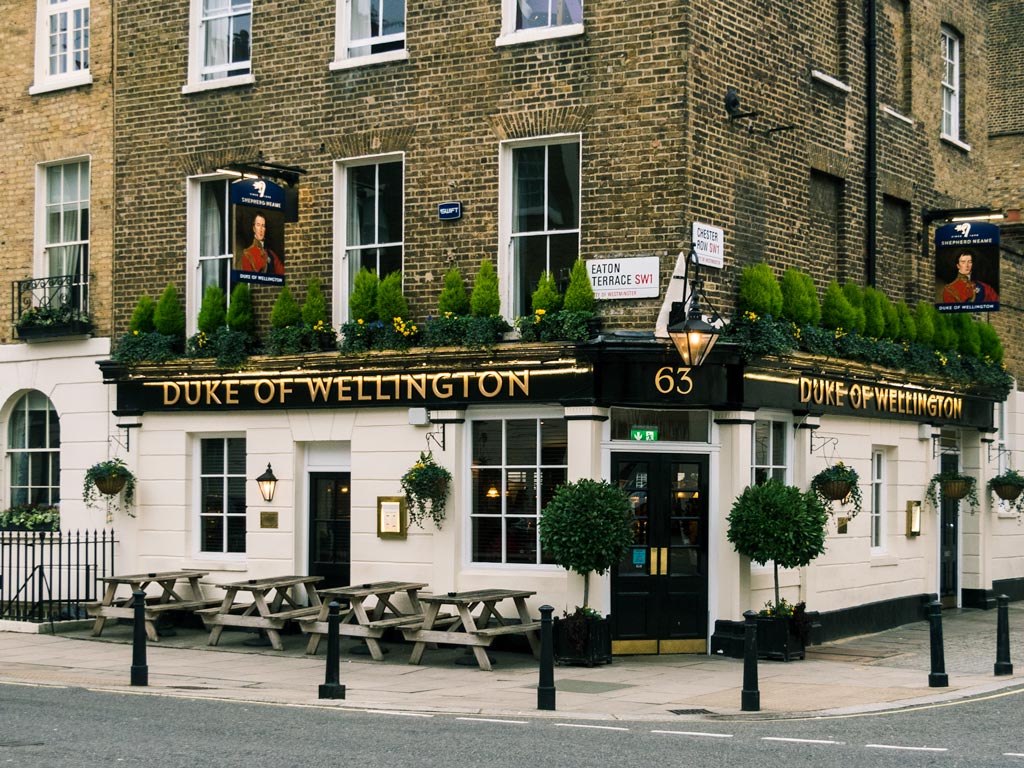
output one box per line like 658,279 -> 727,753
0,529 -> 116,622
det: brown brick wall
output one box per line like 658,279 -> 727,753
0,0 -> 115,343
110,1 -> 1009,372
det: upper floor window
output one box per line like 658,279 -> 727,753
30,0 -> 91,95
185,0 -> 253,93
38,159 -> 90,313
334,155 -> 404,321
498,0 -> 583,46
501,137 -> 580,316
186,175 -> 233,334
470,416 -> 567,565
332,0 -> 407,69
7,391 -> 60,508
752,418 -> 789,485
940,26 -> 967,147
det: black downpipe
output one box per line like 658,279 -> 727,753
865,0 -> 878,287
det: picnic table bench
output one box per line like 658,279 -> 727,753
199,575 -> 322,651
86,570 -> 218,642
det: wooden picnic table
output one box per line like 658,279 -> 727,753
198,575 -> 323,651
86,570 -> 218,642
401,588 -> 540,671
300,580 -> 428,659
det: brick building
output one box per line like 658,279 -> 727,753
1,0 -> 116,530
5,1 -> 1022,653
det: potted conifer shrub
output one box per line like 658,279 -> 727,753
539,479 -> 634,666
726,481 -> 828,661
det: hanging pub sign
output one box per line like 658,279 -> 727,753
934,221 -> 999,313
231,178 -> 286,286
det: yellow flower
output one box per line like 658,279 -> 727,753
357,318 -> 364,325
536,309 -> 546,316
133,330 -> 139,336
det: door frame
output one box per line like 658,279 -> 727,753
607,447 -> 715,654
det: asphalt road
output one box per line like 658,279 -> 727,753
3,682 -> 1024,767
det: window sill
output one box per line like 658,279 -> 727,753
881,105 -> 913,125
870,553 -> 897,567
330,49 -> 408,71
496,23 -> 584,48
29,71 -> 93,96
181,74 -> 255,95
940,134 -> 972,152
810,70 -> 851,93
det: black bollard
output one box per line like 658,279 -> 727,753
537,605 -> 556,711
741,610 -> 760,712
319,601 -> 346,699
995,594 -> 1013,676
928,600 -> 948,687
130,589 -> 148,687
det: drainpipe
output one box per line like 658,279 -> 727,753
865,0 -> 878,287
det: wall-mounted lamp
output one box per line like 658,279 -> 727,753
256,463 -> 278,502
666,249 -> 721,367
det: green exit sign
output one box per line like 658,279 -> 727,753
630,427 -> 658,441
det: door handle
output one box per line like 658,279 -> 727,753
649,547 -> 659,576
660,547 -> 668,576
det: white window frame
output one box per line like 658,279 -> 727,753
186,173 -> 235,336
498,134 -> 582,318
34,157 -> 91,312
994,403 -> 1016,518
870,449 -> 886,551
751,416 -> 791,486
497,0 -> 584,47
183,0 -> 255,94
6,392 -> 61,509
330,0 -> 408,71
940,26 -> 970,149
332,152 -> 405,325
465,408 -> 568,568
193,434 -> 247,560
29,0 -> 92,95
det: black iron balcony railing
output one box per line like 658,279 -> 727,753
12,275 -> 92,341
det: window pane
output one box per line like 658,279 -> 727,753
201,477 -> 223,513
472,420 -> 502,465
472,468 -> 502,514
540,419 -> 567,465
227,516 -> 246,553
202,516 -> 224,552
754,421 -> 770,466
506,469 -> 536,515
547,143 -> 579,229
473,517 -> 501,562
513,147 -> 545,233
506,518 -> 538,564
11,453 -> 28,486
377,161 -> 403,243
771,422 -> 786,465
506,420 -> 536,465
201,439 -> 224,474
8,407 -> 26,449
227,438 -> 246,474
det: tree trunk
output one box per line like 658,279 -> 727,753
582,570 -> 590,608
773,561 -> 780,609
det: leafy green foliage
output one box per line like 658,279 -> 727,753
129,295 -> 156,334
779,268 -> 820,326
914,301 -> 936,346
540,479 -> 634,607
978,321 -> 1003,364
721,311 -> 795,359
727,481 -> 828,607
375,271 -> 409,323
400,451 -> 452,528
226,283 -> 255,335
737,263 -> 783,316
113,331 -> 178,364
895,301 -> 917,342
270,285 -> 302,329
0,503 -> 59,531
563,259 -> 595,313
820,281 -> 859,331
840,283 -> 866,332
437,268 -> 471,316
350,268 -> 380,321
880,292 -> 899,340
861,286 -> 885,338
196,285 -> 227,334
302,277 -> 328,326
953,313 -> 981,357
470,258 -> 501,317
531,271 -> 562,313
153,284 -> 185,338
82,457 -> 137,518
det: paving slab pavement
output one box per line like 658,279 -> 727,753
0,605 -> 1021,721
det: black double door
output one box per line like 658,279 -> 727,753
308,473 -> 351,589
939,453 -> 960,608
610,453 -> 709,654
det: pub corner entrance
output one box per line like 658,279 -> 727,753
610,453 -> 709,654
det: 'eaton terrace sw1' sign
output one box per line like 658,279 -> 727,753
586,256 -> 660,300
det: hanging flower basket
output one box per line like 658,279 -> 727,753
992,483 -> 1023,502
810,462 -> 862,518
94,474 -> 127,496
400,451 -> 452,529
988,469 -> 1024,517
941,479 -> 971,500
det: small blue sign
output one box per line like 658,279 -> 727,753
230,178 -> 285,210
438,201 -> 462,221
632,547 -> 647,567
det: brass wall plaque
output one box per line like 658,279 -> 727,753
260,511 -> 279,529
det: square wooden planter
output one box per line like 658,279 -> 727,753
756,615 -> 806,662
553,614 -> 613,667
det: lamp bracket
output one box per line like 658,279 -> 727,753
988,443 -> 1012,464
932,435 -> 959,459
426,424 -> 446,452
111,423 -> 141,453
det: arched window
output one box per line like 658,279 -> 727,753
7,392 -> 60,507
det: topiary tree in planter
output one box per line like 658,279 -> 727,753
780,268 -> 820,326
437,267 -> 471,316
737,262 -> 783,317
470,258 -> 501,317
540,478 -> 634,665
727,481 -> 828,608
